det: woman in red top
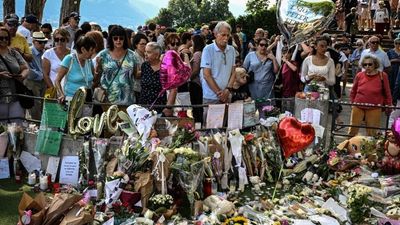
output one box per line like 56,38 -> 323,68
348,55 -> 392,136
281,47 -> 300,98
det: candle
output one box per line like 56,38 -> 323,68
40,175 -> 48,191
28,173 -> 36,186
203,178 -> 212,197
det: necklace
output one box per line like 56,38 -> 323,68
75,53 -> 89,86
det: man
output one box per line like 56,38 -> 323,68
64,11 -> 80,48
148,23 -> 164,50
26,32 -> 47,120
17,14 -> 38,46
200,21 -> 236,106
359,36 -> 391,74
4,14 -> 33,62
248,28 -> 264,52
236,25 -> 247,60
201,25 -> 210,38
41,23 -> 53,49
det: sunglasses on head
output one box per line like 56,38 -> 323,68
113,36 -> 124,41
0,36 -> 9,41
363,63 -> 373,67
54,37 -> 66,43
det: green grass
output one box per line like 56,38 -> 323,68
0,178 -> 34,225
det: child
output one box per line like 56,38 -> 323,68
231,67 -> 251,102
281,47 -> 300,98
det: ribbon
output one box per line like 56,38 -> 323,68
221,134 -> 232,190
238,166 -> 248,192
152,152 -> 167,195
228,129 -> 247,191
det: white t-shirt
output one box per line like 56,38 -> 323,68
17,25 -> 32,46
42,48 -> 63,85
338,51 -> 349,77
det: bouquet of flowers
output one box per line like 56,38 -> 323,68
222,216 -> 249,225
148,194 -> 174,214
262,105 -> 280,118
347,184 -> 372,224
111,200 -> 135,223
169,123 -> 199,149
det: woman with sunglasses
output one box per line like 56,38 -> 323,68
348,55 -> 392,136
243,37 -> 279,103
55,36 -> 96,103
0,27 -> 30,122
95,25 -> 138,106
42,28 -> 70,89
387,38 -> 400,92
131,33 -> 148,100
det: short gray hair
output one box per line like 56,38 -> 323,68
214,21 -> 231,34
146,42 -> 162,55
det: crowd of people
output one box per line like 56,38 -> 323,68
0,8 -> 399,136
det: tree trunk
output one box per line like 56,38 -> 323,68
59,0 -> 81,26
25,0 -> 46,22
3,0 -> 15,20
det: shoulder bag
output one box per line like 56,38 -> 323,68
0,53 -> 34,109
93,52 -> 127,103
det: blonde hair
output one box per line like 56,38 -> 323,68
235,67 -> 247,80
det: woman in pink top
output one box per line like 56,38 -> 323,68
348,55 -> 392,136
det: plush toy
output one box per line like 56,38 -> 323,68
381,132 -> 400,175
203,195 -> 235,216
337,136 -> 374,159
285,157 -> 299,169
302,164 -> 320,184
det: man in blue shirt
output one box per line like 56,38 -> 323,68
25,31 -> 47,120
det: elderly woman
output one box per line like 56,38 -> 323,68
95,25 -> 137,105
139,42 -> 175,116
349,55 -> 392,136
243,37 -> 279,101
349,39 -> 365,78
132,33 -> 148,100
55,36 -> 96,102
42,28 -> 70,90
0,27 -> 30,122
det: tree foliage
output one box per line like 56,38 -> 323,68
152,8 -> 174,27
245,0 -> 270,14
167,0 -> 198,27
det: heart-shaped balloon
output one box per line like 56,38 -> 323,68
277,0 -> 336,46
392,117 -> 400,146
277,117 -> 315,158
160,50 -> 191,94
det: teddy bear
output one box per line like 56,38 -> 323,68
336,136 -> 373,159
381,132 -> 400,175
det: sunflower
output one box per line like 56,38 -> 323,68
222,216 -> 249,225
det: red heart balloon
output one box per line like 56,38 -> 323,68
277,117 -> 315,158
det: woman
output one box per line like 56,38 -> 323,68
190,34 -> 206,123
139,42 -> 175,116
281,47 -> 300,98
243,37 -> 279,101
95,25 -> 138,105
387,38 -> 400,92
0,27 -> 30,122
132,33 -> 148,100
349,39 -> 364,78
42,28 -> 70,89
55,36 -> 96,102
178,32 -> 193,60
349,55 -> 392,136
301,37 -> 336,90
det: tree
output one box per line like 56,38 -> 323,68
168,0 -> 198,27
198,0 -> 233,24
3,0 -> 15,20
245,0 -> 270,14
25,0 -> 46,22
153,8 -> 174,27
59,0 -> 81,25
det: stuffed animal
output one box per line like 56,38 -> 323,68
285,157 -> 299,169
381,132 -> 400,175
337,136 -> 374,159
302,164 -> 320,184
203,195 -> 235,216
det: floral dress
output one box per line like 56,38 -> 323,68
98,49 -> 137,105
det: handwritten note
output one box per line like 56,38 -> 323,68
300,108 -> 322,125
35,130 -> 62,156
0,158 -> 10,179
46,156 -> 60,182
59,156 -> 79,186
20,151 -> 41,173
206,104 -> 226,129
228,103 -> 243,129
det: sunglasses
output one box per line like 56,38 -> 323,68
370,41 -> 379,44
6,23 -> 18,27
37,41 -> 47,45
0,36 -> 9,41
395,42 -> 400,45
138,42 -> 147,45
113,36 -> 124,41
54,37 -> 66,43
258,43 -> 267,47
363,63 -> 373,67
170,42 -> 180,47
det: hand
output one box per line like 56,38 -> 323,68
267,53 -> 275,60
13,74 -> 26,82
0,71 -> 12,79
162,108 -> 173,117
57,94 -> 65,104
217,89 -> 230,103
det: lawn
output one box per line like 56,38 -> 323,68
0,178 -> 34,225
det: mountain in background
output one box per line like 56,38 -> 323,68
1,0 -> 246,30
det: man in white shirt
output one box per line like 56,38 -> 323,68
359,36 -> 391,73
17,14 -> 38,46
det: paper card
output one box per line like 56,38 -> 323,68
227,103 -> 244,130
87,189 -> 98,198
35,129 -> 62,156
206,104 -> 226,129
46,156 -> 60,182
20,151 -> 41,173
40,101 -> 68,128
243,102 -> 257,127
312,124 -> 325,138
0,158 -> 10,179
59,156 -> 80,186
301,108 -> 321,125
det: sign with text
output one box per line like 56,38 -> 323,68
59,156 -> 79,186
35,130 -> 62,156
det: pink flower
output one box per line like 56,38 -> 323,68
262,105 -> 274,112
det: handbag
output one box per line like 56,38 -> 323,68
93,52 -> 127,103
44,87 -> 57,99
0,53 -> 34,109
